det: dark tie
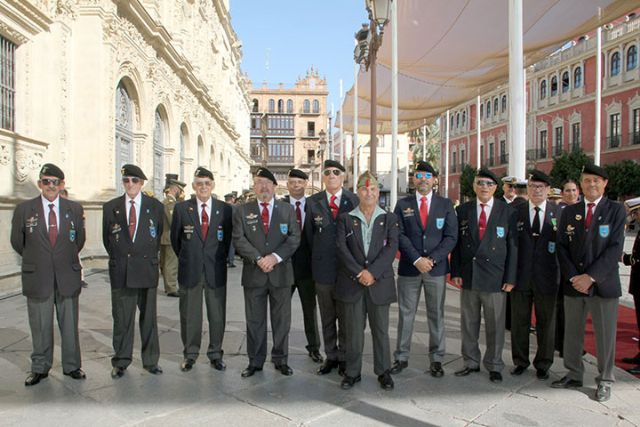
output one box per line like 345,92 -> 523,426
261,202 -> 270,233
48,203 -> 57,246
532,206 -> 541,237
295,201 -> 302,229
201,203 -> 209,239
128,200 -> 136,240
329,195 -> 339,220
585,202 -> 595,230
478,203 -> 487,240
420,196 -> 428,229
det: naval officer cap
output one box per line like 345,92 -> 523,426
548,188 -> 562,199
415,161 -> 437,176
121,164 -> 147,180
528,170 -> 551,186
502,176 -> 517,184
581,162 -> 608,180
288,168 -> 308,180
625,196 -> 640,213
323,159 -> 346,172
39,163 -> 65,180
194,166 -> 214,180
476,168 -> 499,185
255,167 -> 277,185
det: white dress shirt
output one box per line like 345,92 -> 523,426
41,195 -> 60,229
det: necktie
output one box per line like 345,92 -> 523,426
201,203 -> 209,239
48,204 -> 57,246
261,202 -> 270,233
478,203 -> 487,240
329,195 -> 339,220
532,206 -> 541,237
295,201 -> 302,229
128,200 -> 136,240
420,196 -> 429,229
585,202 -> 595,230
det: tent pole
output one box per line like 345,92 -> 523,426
595,23 -> 602,165
391,0 -> 398,209
476,95 -> 481,168
509,0 -> 525,179
445,110 -> 450,198
354,62 -> 359,191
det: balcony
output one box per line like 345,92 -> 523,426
553,144 -> 563,157
571,139 -> 581,152
487,156 -> 495,167
500,153 -> 509,164
607,135 -> 621,149
527,148 -> 547,160
629,132 -> 640,145
450,163 -> 457,173
250,153 -> 294,165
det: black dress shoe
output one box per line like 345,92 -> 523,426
622,352 -> 640,364
241,365 -> 263,378
274,363 -> 293,376
626,365 -> 640,375
111,366 -> 125,379
308,350 -> 323,363
536,368 -> 549,380
510,365 -> 526,376
338,361 -> 346,377
430,362 -> 444,378
144,365 -> 163,375
489,371 -> 503,383
340,374 -> 361,390
211,359 -> 226,371
378,371 -> 394,390
454,366 -> 480,376
595,383 -> 611,402
166,292 -> 179,298
317,359 -> 339,375
25,372 -> 48,386
551,376 -> 583,388
64,369 -> 86,380
181,359 -> 195,372
390,360 -> 408,375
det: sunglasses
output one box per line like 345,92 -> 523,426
122,177 -> 141,184
323,169 -> 342,176
415,172 -> 433,179
40,178 -> 60,186
475,180 -> 496,187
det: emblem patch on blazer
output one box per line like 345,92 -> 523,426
149,219 -> 157,238
246,213 -> 258,220
436,218 -> 444,230
26,216 -> 38,233
111,224 -> 122,234
496,226 -> 505,238
314,215 -> 323,225
280,223 -> 288,235
183,225 -> 194,240
575,214 -> 582,221
217,225 -> 224,241
69,221 -> 76,242
551,218 -> 558,231
517,220 -> 525,232
548,241 -> 556,253
599,224 -> 610,238
402,207 -> 414,217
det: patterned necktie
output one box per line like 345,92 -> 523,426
128,200 -> 136,240
329,195 -> 339,220
478,203 -> 487,240
585,202 -> 595,230
420,196 -> 428,229
48,203 -> 57,246
261,202 -> 270,233
532,206 -> 541,237
201,203 -> 209,239
295,201 -> 302,229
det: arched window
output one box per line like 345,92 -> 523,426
540,80 -> 547,99
313,99 -> 320,113
115,82 -> 134,187
486,100 -> 491,118
574,67 -> 582,88
501,95 -> 507,112
456,112 -> 460,128
450,114 -> 454,129
277,99 -> 284,113
287,99 -> 293,113
561,71 -> 570,93
252,99 -> 259,112
611,51 -> 621,76
152,108 -> 167,197
627,45 -> 638,71
493,99 -> 498,116
180,123 -> 189,180
268,99 -> 275,112
462,111 -> 466,126
550,76 -> 558,96
480,103 -> 483,118
303,99 -> 310,113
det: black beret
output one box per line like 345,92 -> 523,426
528,170 -> 551,185
39,163 -> 64,180
255,167 -> 277,185
476,168 -> 499,185
194,167 -> 214,180
323,159 -> 345,172
121,164 -> 147,180
167,179 -> 186,188
224,193 -> 235,199
288,168 -> 308,180
582,162 -> 608,180
415,161 -> 436,176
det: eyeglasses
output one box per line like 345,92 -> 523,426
527,183 -> 547,190
475,180 -> 496,188
415,172 -> 433,180
323,169 -> 342,176
40,178 -> 60,186
122,177 -> 141,184
194,181 -> 213,187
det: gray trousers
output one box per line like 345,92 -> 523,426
563,295 -> 618,385
179,275 -> 226,361
27,289 -> 81,374
243,282 -> 291,367
316,282 -> 346,362
394,273 -> 446,363
342,290 -> 391,377
111,287 -> 160,369
160,244 -> 179,294
460,289 -> 506,372
291,277 -> 320,352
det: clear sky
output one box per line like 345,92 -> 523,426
230,1 -> 368,124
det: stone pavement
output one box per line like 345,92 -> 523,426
0,261 -> 639,427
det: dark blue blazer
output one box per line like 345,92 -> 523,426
557,198 -> 626,298
282,195 -> 314,281
170,198 -> 232,289
514,201 -> 560,295
394,193 -> 457,277
307,189 -> 359,285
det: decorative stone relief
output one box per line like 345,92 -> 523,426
0,144 -> 9,165
14,149 -> 43,183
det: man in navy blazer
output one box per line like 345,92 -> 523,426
391,161 -> 457,377
552,163 -> 626,402
451,168 -> 517,383
171,167 -> 232,372
510,170 -> 560,380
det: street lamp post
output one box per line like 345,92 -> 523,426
313,129 -> 326,193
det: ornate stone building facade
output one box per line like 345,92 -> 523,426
0,0 -> 251,293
